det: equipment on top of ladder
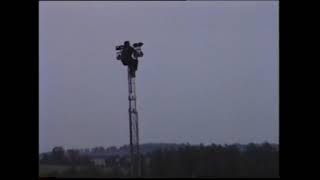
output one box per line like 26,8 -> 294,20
115,41 -> 143,77
115,41 -> 144,177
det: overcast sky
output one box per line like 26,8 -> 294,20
39,1 -> 279,153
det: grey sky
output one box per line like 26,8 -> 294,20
39,1 -> 279,153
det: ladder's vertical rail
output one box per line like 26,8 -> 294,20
132,77 -> 141,176
128,67 -> 134,176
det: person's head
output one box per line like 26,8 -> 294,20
124,41 -> 130,47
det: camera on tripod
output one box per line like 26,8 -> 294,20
115,45 -> 124,51
133,42 -> 143,48
133,42 -> 144,58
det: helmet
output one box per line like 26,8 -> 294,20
124,41 -> 130,46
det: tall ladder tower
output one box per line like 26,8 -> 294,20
127,67 -> 140,177
115,41 -> 144,177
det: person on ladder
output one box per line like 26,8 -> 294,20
120,41 -> 138,77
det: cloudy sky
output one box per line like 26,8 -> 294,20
39,1 -> 279,153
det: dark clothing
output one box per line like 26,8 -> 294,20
121,45 -> 139,77
121,46 -> 135,61
128,59 -> 138,77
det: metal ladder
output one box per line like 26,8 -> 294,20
127,66 -> 141,177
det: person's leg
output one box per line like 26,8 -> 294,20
131,60 -> 138,77
131,59 -> 138,71
127,60 -> 135,77
129,66 -> 135,77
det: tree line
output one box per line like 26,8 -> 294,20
143,142 -> 278,178
39,142 -> 278,178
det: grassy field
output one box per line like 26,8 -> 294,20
40,164 -> 71,172
39,164 -> 70,176
39,164 -> 114,177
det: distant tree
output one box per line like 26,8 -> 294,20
91,146 -> 105,154
67,149 -> 80,165
52,146 -> 65,164
106,146 -> 117,153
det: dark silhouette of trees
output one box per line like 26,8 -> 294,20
143,142 -> 278,178
40,143 -> 279,178
51,146 -> 66,164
